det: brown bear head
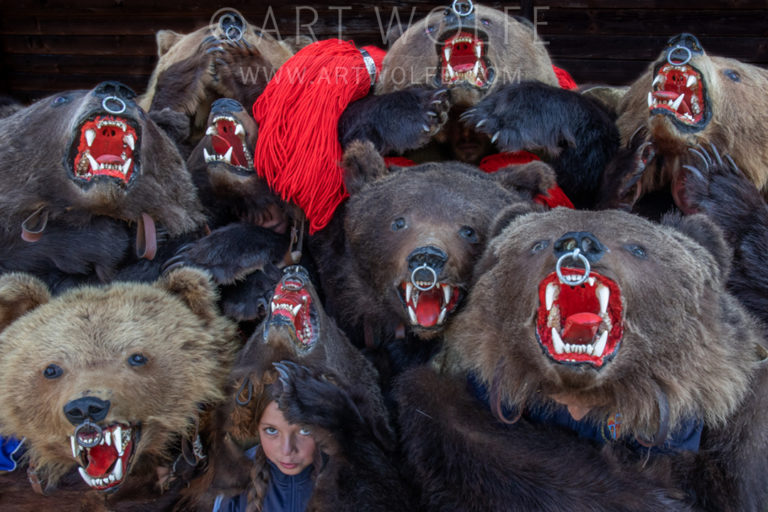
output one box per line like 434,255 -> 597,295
0,268 -> 238,491
339,140 -> 553,341
617,33 -> 768,205
0,81 -> 204,237
139,10 -> 293,144
444,208 -> 765,441
376,3 -> 558,107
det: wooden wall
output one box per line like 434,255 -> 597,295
1,0 -> 766,102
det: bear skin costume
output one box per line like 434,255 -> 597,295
166,97 -> 294,325
616,32 -> 768,215
682,143 -> 768,329
188,265 -> 408,511
397,207 -> 768,511
139,10 -> 294,150
308,140 -> 557,383
0,81 -> 205,294
339,3 -> 619,209
0,267 -> 238,511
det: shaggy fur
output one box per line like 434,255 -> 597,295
461,81 -> 620,209
682,144 -> 768,328
0,268 -> 238,509
395,366 -> 689,511
617,33 -> 768,208
139,13 -> 293,146
0,82 -> 205,291
440,207 -> 768,510
308,141 -> 552,380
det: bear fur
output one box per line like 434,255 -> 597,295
426,207 -> 768,510
166,97 -> 294,324
617,33 -> 768,212
139,11 -> 293,147
308,140 -> 555,382
682,144 -> 768,328
0,81 -> 205,292
0,267 -> 238,510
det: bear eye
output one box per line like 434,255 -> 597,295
723,69 -> 741,82
531,240 -> 550,253
43,364 -> 63,379
623,244 -> 647,259
391,217 -> 407,231
481,18 -> 491,26
128,353 -> 148,367
52,95 -> 70,107
426,25 -> 436,34
459,226 -> 478,243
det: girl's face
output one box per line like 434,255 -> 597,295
259,401 -> 316,476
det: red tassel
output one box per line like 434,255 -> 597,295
553,65 -> 578,90
384,156 -> 416,168
253,39 -> 375,233
479,151 -> 540,173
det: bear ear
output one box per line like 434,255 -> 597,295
661,212 -> 732,281
159,267 -> 221,324
493,161 -> 557,199
155,30 -> 183,57
488,203 -> 538,241
342,139 -> 388,195
0,273 -> 51,333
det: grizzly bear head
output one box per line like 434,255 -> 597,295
444,207 -> 765,441
376,4 -> 558,107
617,33 -> 768,206
0,268 -> 237,491
0,81 -> 204,238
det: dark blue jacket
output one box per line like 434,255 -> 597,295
213,459 -> 314,512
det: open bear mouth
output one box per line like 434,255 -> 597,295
649,62 -> 708,130
268,272 -> 317,350
71,115 -> 139,185
398,281 -> 462,328
535,269 -> 623,368
70,422 -> 138,492
203,115 -> 253,172
437,31 -> 493,88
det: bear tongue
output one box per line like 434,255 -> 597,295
415,289 -> 442,327
85,443 -> 118,477
561,312 -> 602,344
211,135 -> 247,167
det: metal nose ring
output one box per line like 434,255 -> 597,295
556,248 -> 591,286
452,0 -> 474,17
667,45 -> 692,66
102,96 -> 126,115
411,263 -> 438,291
73,419 -> 104,448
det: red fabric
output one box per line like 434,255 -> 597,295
384,156 -> 416,168
553,65 -> 578,90
534,185 -> 575,209
479,151 -> 540,173
253,39 -> 373,234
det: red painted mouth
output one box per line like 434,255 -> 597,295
268,273 -> 316,349
72,115 -> 138,184
399,281 -> 462,328
438,31 -> 491,88
536,269 -> 623,368
70,422 -> 138,492
649,63 -> 708,129
204,116 -> 253,170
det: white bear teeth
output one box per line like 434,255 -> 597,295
270,302 -> 302,317
70,425 -> 129,460
545,278 -> 611,358
79,152 -> 132,177
405,282 -> 452,326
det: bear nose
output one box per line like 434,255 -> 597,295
408,246 -> 448,273
63,396 -> 111,426
211,98 -> 245,116
553,232 -> 606,264
665,33 -> 703,65
93,81 -> 137,101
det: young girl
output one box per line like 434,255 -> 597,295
213,397 -> 319,512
